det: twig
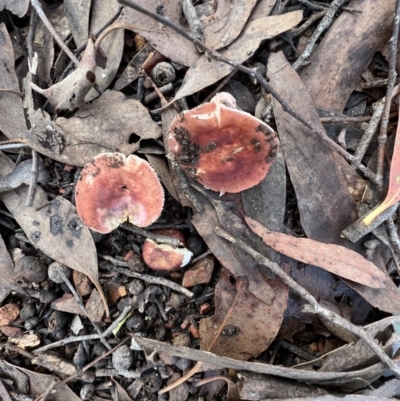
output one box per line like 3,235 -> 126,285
376,0 -> 400,186
59,271 -> 112,351
131,334 -> 393,382
25,150 -> 39,207
0,89 -> 24,97
102,260 -> 194,298
117,0 -> 378,183
354,97 -> 385,161
30,0 -> 79,66
320,113 -> 397,123
215,227 -> 400,377
181,0 -> 204,49
33,306 -> 132,353
33,336 -> 131,401
298,0 -> 327,11
121,223 -> 184,246
292,0 -> 347,71
386,217 -> 400,255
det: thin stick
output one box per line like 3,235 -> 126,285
117,0 -> 378,183
0,89 -> 24,97
33,306 -> 132,353
30,0 -> 79,66
376,0 -> 400,186
215,227 -> 400,377
292,0 -> 347,71
25,150 -> 39,207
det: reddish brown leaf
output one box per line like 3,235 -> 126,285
245,216 -> 387,289
362,106 -> 400,225
199,267 -> 288,360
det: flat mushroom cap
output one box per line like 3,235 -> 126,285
75,153 -> 164,233
168,92 -> 279,194
142,239 -> 193,271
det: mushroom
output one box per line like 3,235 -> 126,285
168,92 -> 279,194
75,153 -> 164,233
142,239 -> 193,271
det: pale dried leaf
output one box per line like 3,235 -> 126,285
119,0 -> 200,67
0,24 -> 28,139
64,0 -> 91,47
0,0 -> 29,17
31,38 -> 97,111
201,0 -> 258,49
56,90 -> 161,155
245,216 -> 387,289
173,11 -> 303,100
86,0 -> 124,101
0,235 -> 15,302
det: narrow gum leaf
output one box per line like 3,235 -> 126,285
362,110 -> 400,225
244,216 -> 387,289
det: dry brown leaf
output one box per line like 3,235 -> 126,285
199,267 -> 288,360
87,0 -> 124,100
173,11 -> 303,101
56,90 -> 161,155
64,0 -> 91,48
0,0 -> 29,17
300,0 -> 395,113
119,0 -> 200,67
0,235 -> 16,302
31,37 -> 97,111
245,216 -> 387,289
0,23 -> 28,139
0,360 -> 82,401
0,152 -> 109,317
267,52 -> 362,246
201,0 -> 258,49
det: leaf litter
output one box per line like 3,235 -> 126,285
0,0 -> 400,399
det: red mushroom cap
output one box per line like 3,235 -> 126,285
142,239 -> 193,271
168,92 -> 279,194
75,153 -> 164,233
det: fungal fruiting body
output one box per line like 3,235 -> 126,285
168,92 -> 279,194
75,153 -> 164,233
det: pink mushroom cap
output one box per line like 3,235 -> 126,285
75,153 -> 164,233
168,92 -> 279,194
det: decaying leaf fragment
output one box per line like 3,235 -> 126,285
199,267 -> 288,360
174,11 -> 303,101
0,0 -> 29,17
245,216 -> 387,289
31,38 -> 97,111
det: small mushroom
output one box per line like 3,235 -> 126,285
168,92 -> 279,194
142,239 -> 193,271
75,153 -> 164,233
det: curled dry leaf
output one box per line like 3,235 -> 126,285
245,216 -> 387,289
173,11 -> 303,101
31,37 -> 97,111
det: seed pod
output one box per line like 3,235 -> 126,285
112,345 -> 133,371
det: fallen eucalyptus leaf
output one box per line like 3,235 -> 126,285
245,216 -> 387,289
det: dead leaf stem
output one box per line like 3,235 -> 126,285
376,0 -> 400,186
117,0 -> 378,184
215,227 -> 400,378
30,0 -> 79,66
